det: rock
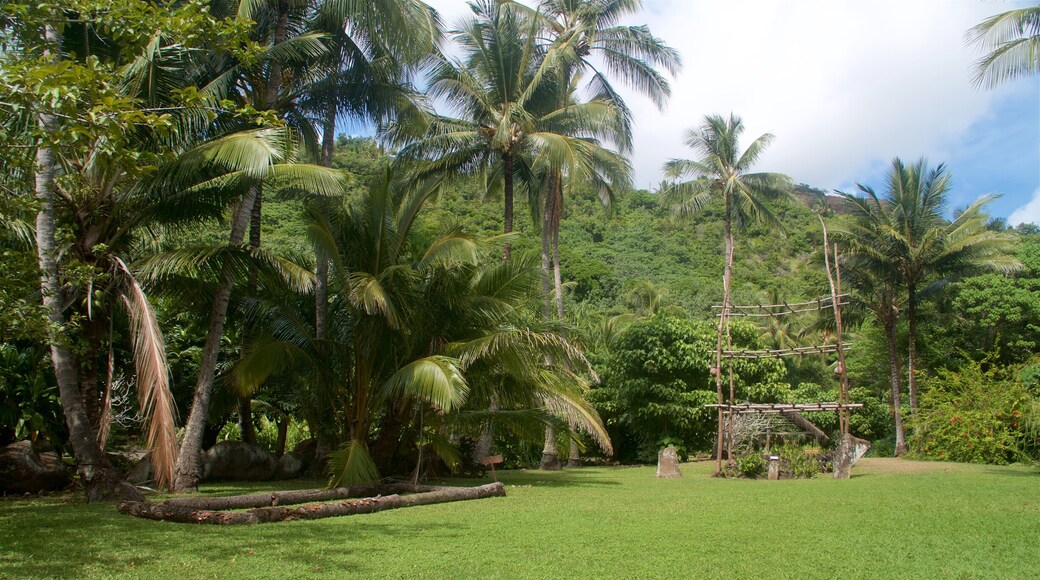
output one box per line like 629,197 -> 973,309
273,452 -> 304,479
833,434 -> 871,479
656,445 -> 682,478
767,455 -> 780,480
0,441 -> 72,494
203,441 -> 276,481
125,455 -> 153,485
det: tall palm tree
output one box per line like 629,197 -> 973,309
842,158 -> 1019,415
297,0 -> 440,460
528,0 -> 679,468
394,0 -> 561,258
969,5 -> 1040,88
833,232 -> 908,455
663,113 -> 791,474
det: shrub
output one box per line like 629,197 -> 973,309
909,362 -> 1035,465
736,453 -> 764,478
776,443 -> 823,478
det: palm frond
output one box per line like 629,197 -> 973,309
114,258 -> 177,491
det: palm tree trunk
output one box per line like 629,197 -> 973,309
537,175 -> 561,471
79,314 -> 103,435
883,317 -> 907,455
238,397 -> 258,446
714,197 -> 734,475
539,424 -> 561,470
502,152 -> 514,260
173,186 -> 257,492
566,437 -> 580,468
551,180 -> 565,320
237,188 -> 263,447
315,96 -> 336,343
906,284 -> 919,416
33,21 -> 133,502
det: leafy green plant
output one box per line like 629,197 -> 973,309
776,443 -> 822,478
908,362 -> 1035,464
736,453 -> 764,478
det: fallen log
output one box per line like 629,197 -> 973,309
161,483 -> 437,510
118,482 -> 505,525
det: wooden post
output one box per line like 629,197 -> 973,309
480,454 -> 503,482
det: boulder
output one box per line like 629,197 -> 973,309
833,434 -> 871,479
203,441 -> 276,481
273,452 -> 304,480
125,455 -> 153,485
656,445 -> 682,478
0,441 -> 72,494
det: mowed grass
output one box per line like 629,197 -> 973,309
1,459 -> 1038,579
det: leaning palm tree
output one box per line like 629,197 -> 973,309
663,113 -> 791,474
968,4 -> 1040,88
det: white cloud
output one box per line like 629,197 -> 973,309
1009,188 -> 1040,226
422,0 -> 1038,194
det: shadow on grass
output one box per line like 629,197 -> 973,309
0,493 -> 469,578
982,466 -> 1040,478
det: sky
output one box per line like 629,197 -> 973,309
420,0 -> 1040,224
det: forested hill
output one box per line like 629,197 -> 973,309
257,138 -> 840,319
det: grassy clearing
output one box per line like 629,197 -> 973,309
1,459 -> 1037,579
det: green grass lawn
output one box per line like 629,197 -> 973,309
1,459 -> 1038,579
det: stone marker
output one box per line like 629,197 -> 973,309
767,455 -> 780,480
832,433 -> 871,479
656,445 -> 682,478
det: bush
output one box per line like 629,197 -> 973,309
776,444 -> 824,478
736,453 -> 764,478
909,362 -> 1036,465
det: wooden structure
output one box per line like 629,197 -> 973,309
709,216 -> 858,477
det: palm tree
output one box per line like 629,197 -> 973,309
394,0 -> 563,259
842,159 -> 1019,415
968,5 -> 1040,88
533,0 -> 681,317
234,166 -> 610,484
663,113 -> 791,474
834,234 -> 908,455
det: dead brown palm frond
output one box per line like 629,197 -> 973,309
114,257 -> 178,490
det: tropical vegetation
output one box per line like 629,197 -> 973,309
0,0 -> 1037,529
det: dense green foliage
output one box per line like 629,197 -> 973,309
909,362 -> 1038,464
591,316 -> 786,461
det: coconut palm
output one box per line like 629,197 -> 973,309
831,224 -> 908,455
968,5 -> 1040,88
233,166 -> 610,484
663,113 -> 791,474
393,0 -> 562,258
525,0 -> 679,468
841,159 -> 1020,416
302,0 -> 439,364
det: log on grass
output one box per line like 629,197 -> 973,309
118,500 -> 259,525
161,483 -> 435,510
118,482 -> 505,525
252,482 -> 505,523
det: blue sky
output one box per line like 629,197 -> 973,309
422,0 -> 1040,224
